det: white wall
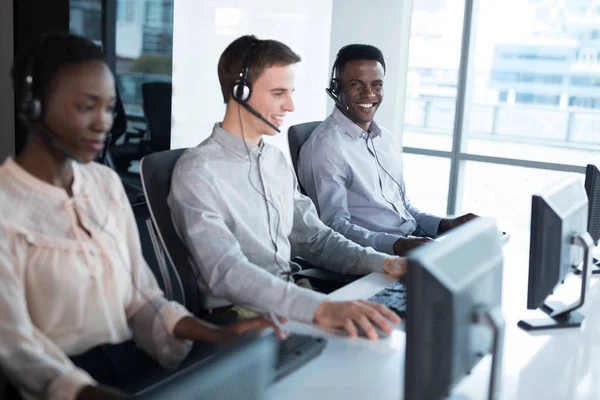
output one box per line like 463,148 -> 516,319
171,0 -> 333,158
329,0 -> 414,144
0,0 -> 15,161
171,0 -> 413,155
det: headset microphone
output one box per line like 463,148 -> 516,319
231,38 -> 281,133
325,87 -> 349,112
236,98 -> 281,133
19,114 -> 85,164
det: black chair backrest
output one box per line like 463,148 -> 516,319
140,149 -> 203,315
142,82 -> 172,152
288,121 -> 322,175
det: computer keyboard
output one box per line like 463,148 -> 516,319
274,333 -> 327,381
368,280 -> 407,317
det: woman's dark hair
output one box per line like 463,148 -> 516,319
11,31 -> 107,114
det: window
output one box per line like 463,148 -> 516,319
491,71 -> 563,84
116,0 -> 174,116
402,0 -> 466,151
570,76 -> 600,87
461,162 -> 581,237
514,93 -> 560,106
569,96 -> 600,109
400,0 -> 594,217
117,0 -> 136,23
69,0 -> 102,44
465,0 -> 600,166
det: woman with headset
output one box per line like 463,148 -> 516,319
0,32 -> 282,400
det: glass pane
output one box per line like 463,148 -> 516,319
465,0 -> 600,165
402,0 -> 466,151
116,0 -> 174,116
402,153 -> 450,216
460,161 -> 583,238
69,0 -> 102,44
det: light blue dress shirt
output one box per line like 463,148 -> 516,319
297,107 -> 442,255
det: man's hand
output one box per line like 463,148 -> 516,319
313,300 -> 400,340
438,213 -> 479,234
392,237 -> 433,256
383,256 -> 408,279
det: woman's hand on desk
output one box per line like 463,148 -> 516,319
383,256 -> 409,279
216,315 -> 289,342
77,384 -> 128,399
313,300 -> 400,340
174,315 -> 289,344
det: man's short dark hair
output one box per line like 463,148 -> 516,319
218,35 -> 301,103
334,44 -> 386,77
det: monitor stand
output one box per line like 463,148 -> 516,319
517,303 -> 585,331
473,306 -> 505,400
518,232 -> 593,331
574,260 -> 600,275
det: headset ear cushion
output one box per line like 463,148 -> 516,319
329,78 -> 339,95
24,98 -> 42,121
232,83 -> 251,102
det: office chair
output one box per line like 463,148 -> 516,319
140,149 -> 204,316
288,121 -> 322,184
288,121 -> 363,292
99,89 -> 146,204
142,82 -> 172,154
109,84 -> 156,173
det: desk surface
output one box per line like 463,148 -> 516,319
268,232 -> 600,400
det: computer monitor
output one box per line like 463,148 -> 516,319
585,162 -> 600,245
518,176 -> 594,331
404,217 -> 505,400
134,334 -> 276,400
585,162 -> 600,271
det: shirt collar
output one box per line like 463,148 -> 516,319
209,123 -> 264,159
3,157 -> 83,200
331,107 -> 383,140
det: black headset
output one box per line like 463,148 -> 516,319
19,35 -> 48,122
231,38 -> 258,103
17,34 -> 84,163
231,37 -> 281,133
326,45 -> 352,110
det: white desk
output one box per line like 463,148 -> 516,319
268,232 -> 600,400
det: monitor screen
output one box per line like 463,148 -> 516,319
135,334 -> 276,400
404,217 -> 504,400
526,177 -> 588,311
585,162 -> 600,245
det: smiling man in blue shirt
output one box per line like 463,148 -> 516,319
297,44 -> 477,256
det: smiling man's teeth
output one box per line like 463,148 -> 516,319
357,103 -> 374,108
273,116 -> 284,121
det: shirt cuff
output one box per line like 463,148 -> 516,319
378,234 -> 401,255
420,215 -> 444,237
46,368 -> 97,400
366,251 -> 388,273
153,301 -> 194,368
287,288 -> 327,324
